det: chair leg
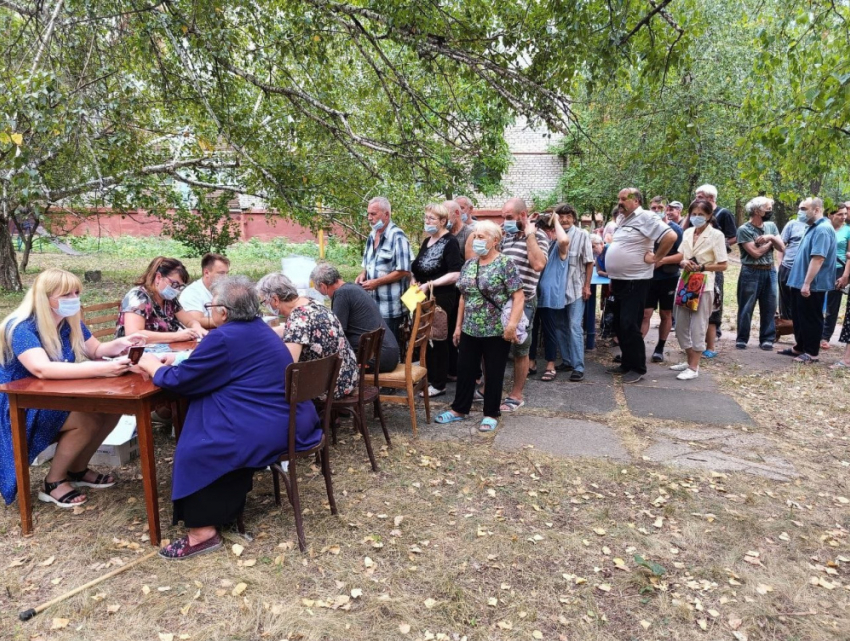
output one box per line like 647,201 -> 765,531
288,463 -> 307,552
320,445 -> 338,515
374,398 -> 391,447
406,380 -> 418,438
422,376 -> 431,424
272,465 -> 281,506
358,403 -> 379,472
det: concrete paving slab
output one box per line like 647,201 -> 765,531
520,361 -> 617,414
494,416 -> 631,461
630,367 -> 718,392
644,438 -> 796,481
624,386 -> 753,425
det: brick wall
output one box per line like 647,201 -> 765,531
475,117 -> 565,210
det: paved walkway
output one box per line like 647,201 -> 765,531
374,328 -> 823,481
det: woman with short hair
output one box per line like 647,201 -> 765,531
116,256 -> 207,343
134,276 -> 322,560
411,202 -> 463,396
670,200 -> 727,380
0,269 -> 144,508
257,272 -> 358,399
435,220 -> 524,432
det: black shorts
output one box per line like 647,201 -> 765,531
645,279 -> 677,311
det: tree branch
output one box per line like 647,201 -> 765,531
0,0 -> 36,17
618,0 -> 677,46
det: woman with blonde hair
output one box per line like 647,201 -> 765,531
0,269 -> 145,508
116,256 -> 207,343
411,202 -> 463,396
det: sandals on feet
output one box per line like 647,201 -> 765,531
159,533 -> 223,560
778,348 -> 801,357
540,369 -> 557,382
68,468 -> 116,489
479,417 -> 499,432
38,479 -> 86,508
794,353 -> 819,364
436,411 -> 467,424
500,397 -> 525,412
472,389 -> 485,403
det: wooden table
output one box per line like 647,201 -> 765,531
0,342 -> 196,546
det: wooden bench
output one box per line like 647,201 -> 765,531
82,300 -> 121,339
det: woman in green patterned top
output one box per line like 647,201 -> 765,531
436,220 -> 524,432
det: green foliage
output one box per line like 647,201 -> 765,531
158,192 -> 241,257
634,554 -> 667,577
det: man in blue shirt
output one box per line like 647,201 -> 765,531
784,198 -> 838,363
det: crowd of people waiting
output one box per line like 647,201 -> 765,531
1,187 -> 848,559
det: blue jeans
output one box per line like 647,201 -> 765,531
736,266 -> 777,344
558,298 -> 585,373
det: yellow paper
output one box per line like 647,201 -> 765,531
401,285 -> 426,313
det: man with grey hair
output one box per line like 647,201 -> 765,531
735,196 -> 784,350
784,197 -> 837,362
311,263 -> 400,371
355,196 -> 412,347
209,275 -> 261,324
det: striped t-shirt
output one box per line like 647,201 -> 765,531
500,229 -> 550,300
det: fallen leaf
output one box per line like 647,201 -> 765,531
180,603 -> 191,616
399,623 -> 411,634
39,556 -> 56,567
394,516 -> 404,526
159,635 -> 174,641
488,597 -> 498,606
351,588 -> 363,598
242,559 -> 257,567
496,621 -> 513,630
231,544 -> 244,557
697,618 -> 707,630
327,546 -> 341,555
593,528 -> 606,536
424,598 -> 436,609
732,632 -> 748,641
106,604 -> 121,614
596,583 -> 611,592
728,615 -> 743,630
532,631 -> 543,639
755,584 -> 773,595
51,618 -> 69,630
640,620 -> 651,629
301,598 -> 315,607
232,582 -> 247,596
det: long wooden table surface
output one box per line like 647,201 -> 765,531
0,341 -> 197,546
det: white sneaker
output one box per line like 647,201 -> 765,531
419,385 -> 446,398
669,362 -> 689,371
676,368 -> 699,380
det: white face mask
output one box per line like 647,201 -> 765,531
55,297 -> 81,318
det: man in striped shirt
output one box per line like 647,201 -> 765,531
498,197 -> 549,412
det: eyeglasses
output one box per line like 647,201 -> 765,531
203,303 -> 232,311
164,278 -> 186,291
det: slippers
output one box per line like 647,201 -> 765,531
830,361 -> 850,370
794,354 -> 819,364
436,411 -> 467,424
701,350 -> 718,359
528,366 -> 538,376
472,389 -> 485,403
500,397 -> 525,412
159,533 -> 223,560
540,369 -> 557,382
479,417 -> 498,432
778,348 -> 801,357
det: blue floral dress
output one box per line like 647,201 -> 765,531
0,317 -> 92,504
280,301 -> 358,399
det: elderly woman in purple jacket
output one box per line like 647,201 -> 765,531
134,276 -> 321,560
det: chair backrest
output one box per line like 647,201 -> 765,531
82,300 -> 121,339
355,327 -> 385,392
405,299 -> 436,368
285,354 -> 342,455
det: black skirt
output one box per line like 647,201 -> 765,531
172,468 -> 255,528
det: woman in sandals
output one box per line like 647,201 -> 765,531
0,269 -> 145,509
411,202 -> 463,398
435,220 -> 525,432
533,211 -> 570,381
669,200 -> 727,380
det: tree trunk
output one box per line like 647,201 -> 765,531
0,220 -> 23,291
20,229 -> 34,272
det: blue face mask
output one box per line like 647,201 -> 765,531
503,220 -> 519,234
160,285 -> 180,300
472,239 -> 489,256
690,215 -> 706,228
461,214 -> 468,223
424,224 -> 438,234
56,297 -> 80,318
797,210 -> 808,222
370,219 -> 385,232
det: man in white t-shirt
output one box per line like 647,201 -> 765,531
179,253 -> 231,328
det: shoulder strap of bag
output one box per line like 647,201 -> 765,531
475,260 -> 503,311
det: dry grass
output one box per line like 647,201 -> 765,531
1,250 -> 849,641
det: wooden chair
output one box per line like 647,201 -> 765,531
82,300 -> 121,339
378,299 -> 436,437
271,354 -> 342,552
326,327 -> 390,472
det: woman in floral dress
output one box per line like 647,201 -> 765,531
434,220 -> 525,432
257,272 -> 358,399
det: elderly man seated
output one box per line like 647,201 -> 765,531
133,276 -> 322,560
310,263 -> 400,371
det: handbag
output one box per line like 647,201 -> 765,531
475,261 -> 529,342
675,270 -> 706,312
428,283 -> 449,341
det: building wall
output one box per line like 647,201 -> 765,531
475,118 -> 565,210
